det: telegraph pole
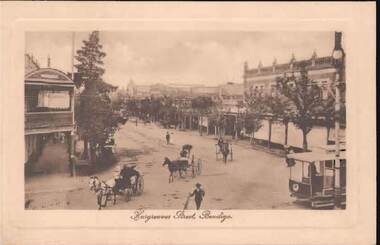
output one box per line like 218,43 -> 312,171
332,31 -> 345,205
70,31 -> 76,177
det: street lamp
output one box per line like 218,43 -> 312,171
332,31 -> 345,204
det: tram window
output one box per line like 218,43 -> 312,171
308,162 -> 320,177
325,160 -> 334,169
325,168 -> 334,176
324,168 -> 334,188
291,161 -> 304,182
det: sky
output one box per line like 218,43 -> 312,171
25,31 -> 338,88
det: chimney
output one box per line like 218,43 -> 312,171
334,32 -> 343,50
290,53 -> 296,70
47,55 -> 51,68
272,58 -> 277,72
311,50 -> 317,66
258,60 -> 263,73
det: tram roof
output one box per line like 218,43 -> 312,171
287,151 -> 346,162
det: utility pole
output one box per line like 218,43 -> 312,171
70,31 -> 76,177
332,31 -> 345,205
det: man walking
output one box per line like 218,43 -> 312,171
189,183 -> 205,210
166,131 -> 170,145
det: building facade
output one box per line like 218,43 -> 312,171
218,82 -> 245,113
25,61 -> 75,175
243,52 -> 337,101
190,86 -> 220,101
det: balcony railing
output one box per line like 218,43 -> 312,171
25,111 -> 73,132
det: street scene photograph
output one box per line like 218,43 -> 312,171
24,30 -> 346,210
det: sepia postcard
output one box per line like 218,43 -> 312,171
0,2 -> 376,245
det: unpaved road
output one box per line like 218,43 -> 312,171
26,121 -> 301,210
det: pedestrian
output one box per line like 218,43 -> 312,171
135,118 -> 138,126
166,131 -> 170,145
217,137 -> 223,146
189,183 -> 205,210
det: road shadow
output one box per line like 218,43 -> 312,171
117,148 -> 144,159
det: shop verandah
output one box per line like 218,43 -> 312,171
24,68 -> 75,176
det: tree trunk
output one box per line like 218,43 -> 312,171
88,140 -> 93,164
268,119 -> 272,149
206,121 -> 209,135
234,116 -> 238,139
250,131 -> 255,144
89,140 -> 97,165
326,126 -> 331,145
284,121 -> 289,146
83,136 -> 89,160
302,129 -> 308,151
199,116 -> 203,136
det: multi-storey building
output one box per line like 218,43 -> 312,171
243,52 -> 337,101
218,82 -> 245,113
241,33 -> 346,147
25,55 -> 75,175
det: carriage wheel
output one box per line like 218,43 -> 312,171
191,163 -> 196,178
197,159 -> 202,175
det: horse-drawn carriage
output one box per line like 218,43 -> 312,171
88,164 -> 144,209
163,144 -> 202,183
215,139 -> 233,163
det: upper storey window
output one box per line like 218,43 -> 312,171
25,87 -> 72,112
37,90 -> 70,109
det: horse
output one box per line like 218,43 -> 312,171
219,142 -> 230,163
88,176 -> 117,209
162,157 -> 188,183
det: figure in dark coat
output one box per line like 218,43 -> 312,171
166,131 -> 170,145
189,183 -> 205,210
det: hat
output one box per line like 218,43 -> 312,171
196,183 -> 201,187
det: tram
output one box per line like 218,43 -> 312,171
286,146 -> 346,209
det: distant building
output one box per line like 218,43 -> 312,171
126,80 -> 152,98
218,82 -> 245,113
167,83 -> 200,97
243,52 -> 337,101
190,86 -> 220,101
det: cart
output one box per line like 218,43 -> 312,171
215,142 -> 233,162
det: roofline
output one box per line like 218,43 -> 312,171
287,151 -> 346,163
245,56 -> 335,77
25,68 -> 74,84
25,80 -> 75,87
